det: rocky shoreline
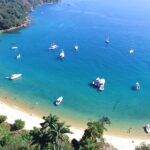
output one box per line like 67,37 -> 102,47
0,17 -> 31,33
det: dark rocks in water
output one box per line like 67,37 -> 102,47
100,116 -> 111,125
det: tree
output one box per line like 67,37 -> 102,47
0,115 -> 7,124
79,120 -> 106,150
13,119 -> 25,130
135,143 -> 150,150
31,114 -> 72,150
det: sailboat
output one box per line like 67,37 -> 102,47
59,50 -> 65,58
105,36 -> 110,44
74,44 -> 79,51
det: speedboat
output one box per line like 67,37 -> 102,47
11,46 -> 18,50
105,36 -> 110,44
49,44 -> 58,50
129,48 -> 134,54
135,82 -> 140,90
145,124 -> 150,133
16,54 -> 21,59
7,74 -> 22,80
55,96 -> 63,106
60,50 -> 65,58
74,45 -> 79,51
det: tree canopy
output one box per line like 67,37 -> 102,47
0,0 -> 60,30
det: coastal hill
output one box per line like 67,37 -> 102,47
0,0 -> 60,31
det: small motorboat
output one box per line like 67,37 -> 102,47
145,124 -> 150,133
7,74 -> 22,80
129,48 -> 134,54
49,44 -> 58,50
16,54 -> 21,59
55,96 -> 63,106
135,82 -> 140,90
105,36 -> 110,44
60,50 -> 65,58
74,44 -> 79,51
11,46 -> 18,50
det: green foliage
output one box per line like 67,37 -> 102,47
0,0 -> 60,30
31,114 -> 72,150
0,115 -> 7,124
136,143 -> 150,150
79,120 -> 106,150
13,119 -> 25,130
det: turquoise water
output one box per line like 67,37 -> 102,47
0,0 -> 150,134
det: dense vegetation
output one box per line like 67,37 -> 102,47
0,113 -> 148,150
0,113 -> 117,150
0,0 -> 60,30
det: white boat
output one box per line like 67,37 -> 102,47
16,54 -> 21,59
74,45 -> 79,51
8,74 -> 22,80
11,46 -> 18,50
60,50 -> 65,58
49,44 -> 58,50
105,36 -> 110,44
135,82 -> 140,90
92,77 -> 105,91
145,124 -> 150,133
99,78 -> 105,91
55,96 -> 63,106
129,48 -> 134,54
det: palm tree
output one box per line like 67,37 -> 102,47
30,127 -> 50,150
40,114 -> 59,131
49,122 -> 72,150
31,114 -> 72,150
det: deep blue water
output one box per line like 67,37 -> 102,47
0,0 -> 150,133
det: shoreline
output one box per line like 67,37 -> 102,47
0,17 -> 31,33
0,99 -> 150,150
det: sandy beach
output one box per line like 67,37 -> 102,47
0,100 -> 149,150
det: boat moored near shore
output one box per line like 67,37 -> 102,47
144,124 -> 150,133
55,96 -> 63,106
6,74 -> 22,80
135,82 -> 140,90
91,77 -> 106,91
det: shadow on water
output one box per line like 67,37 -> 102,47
131,85 -> 137,91
112,99 -> 120,112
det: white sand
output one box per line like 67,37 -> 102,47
0,100 -> 150,150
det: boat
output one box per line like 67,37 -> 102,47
135,82 -> 140,90
60,50 -> 65,58
129,48 -> 134,54
16,54 -> 21,59
74,44 -> 79,51
105,36 -> 110,44
55,96 -> 63,106
7,74 -> 22,80
11,46 -> 18,50
99,78 -> 105,91
49,44 -> 58,50
145,124 -> 150,133
92,77 -> 106,91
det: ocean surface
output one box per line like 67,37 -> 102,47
0,0 -> 150,136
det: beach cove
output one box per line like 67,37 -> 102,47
0,0 -> 150,148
